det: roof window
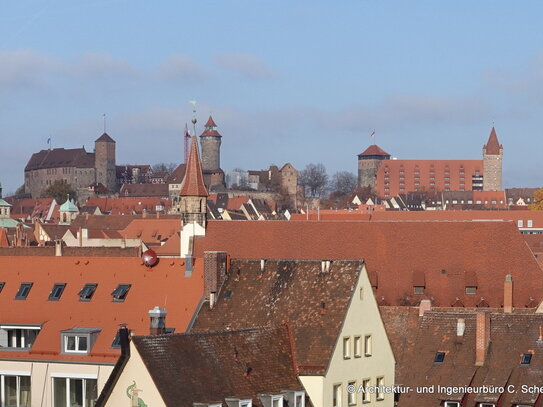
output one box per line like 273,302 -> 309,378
111,284 -> 131,302
78,284 -> 97,301
0,282 -> 4,293
434,351 -> 446,364
15,283 -> 33,300
49,283 -> 66,301
521,353 -> 532,365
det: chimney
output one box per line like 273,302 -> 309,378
419,299 -> 432,316
119,325 -> 130,357
457,318 -> 466,337
148,306 -> 167,335
475,312 -> 491,366
204,251 -> 228,308
78,227 -> 83,247
504,274 -> 513,313
55,240 -> 62,257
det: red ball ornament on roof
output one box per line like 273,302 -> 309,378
142,249 -> 159,267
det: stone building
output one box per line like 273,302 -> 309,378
199,116 -> 225,191
25,133 -> 116,198
357,127 -> 503,198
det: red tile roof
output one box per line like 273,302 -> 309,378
0,228 -> 10,247
483,126 -> 502,155
119,219 -> 179,244
95,133 -> 115,143
358,144 -> 390,157
193,220 -> 543,308
180,136 -> 208,197
204,115 -> 217,128
84,197 -> 172,215
0,254 -> 203,364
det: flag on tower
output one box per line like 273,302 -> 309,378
370,131 -> 375,138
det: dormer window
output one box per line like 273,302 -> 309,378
282,390 -> 305,407
258,394 -> 283,407
0,324 -> 41,349
111,284 -> 131,302
61,328 -> 100,354
225,399 -> 252,407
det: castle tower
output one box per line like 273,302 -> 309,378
94,133 -> 116,193
199,116 -> 225,191
482,127 -> 503,191
179,135 -> 208,227
357,144 -> 391,189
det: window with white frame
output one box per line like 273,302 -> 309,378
343,337 -> 351,359
281,390 -> 305,407
61,328 -> 100,354
0,374 -> 31,407
518,220 -> 524,228
332,384 -> 342,407
52,377 -> 97,407
364,335 -> 372,356
444,402 -> 460,407
0,325 -> 41,349
354,336 -> 361,358
528,220 -> 533,228
348,381 -> 356,406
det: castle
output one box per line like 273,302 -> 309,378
357,127 -> 503,198
24,133 -> 116,198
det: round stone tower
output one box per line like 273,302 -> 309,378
357,144 -> 391,189
199,116 -> 222,172
94,133 -> 116,193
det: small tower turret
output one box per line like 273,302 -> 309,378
482,127 -> 503,191
179,136 -> 208,227
199,116 -> 225,190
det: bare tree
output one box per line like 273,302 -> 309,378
299,163 -> 328,198
329,171 -> 357,197
152,163 -> 177,175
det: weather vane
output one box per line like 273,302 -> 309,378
189,100 -> 197,136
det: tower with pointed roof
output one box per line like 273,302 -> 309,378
199,116 -> 225,191
95,133 -> 116,193
482,127 -> 503,191
179,136 -> 208,227
357,144 -> 391,189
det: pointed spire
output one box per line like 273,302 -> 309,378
201,115 -> 221,137
205,115 -> 217,128
180,136 -> 208,197
483,127 -> 502,155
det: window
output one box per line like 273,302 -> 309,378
414,286 -> 424,295
61,328 -> 100,354
362,379 -> 371,403
528,220 -> 533,228
15,283 -> 32,300
376,377 -> 385,400
0,374 -> 31,407
359,287 -> 364,300
0,325 -> 41,349
518,220 -> 524,228
434,352 -> 446,364
332,384 -> 342,407
49,283 -> 66,301
478,404 -> 495,407
0,282 -> 4,293
465,286 -> 477,295
521,353 -> 532,365
53,377 -> 97,407
111,284 -> 131,302
364,335 -> 372,356
343,337 -> 351,359
444,403 -> 460,407
354,336 -> 361,358
78,284 -> 97,301
348,381 -> 356,406
271,396 -> 283,407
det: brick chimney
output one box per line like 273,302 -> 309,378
504,274 -> 513,313
475,312 -> 490,366
204,251 -> 228,308
419,299 -> 432,316
148,306 -> 167,335
55,240 -> 62,257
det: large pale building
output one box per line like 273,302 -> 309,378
357,127 -> 503,198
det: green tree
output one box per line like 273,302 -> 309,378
43,181 -> 76,204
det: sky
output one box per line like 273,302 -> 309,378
1,0 -> 543,195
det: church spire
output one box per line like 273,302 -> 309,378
483,127 -> 502,155
180,136 -> 208,197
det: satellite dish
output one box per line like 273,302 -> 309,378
142,249 -> 159,267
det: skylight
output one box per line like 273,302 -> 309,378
78,283 -> 97,301
15,283 -> 33,300
0,282 -> 4,293
434,352 -> 446,364
111,284 -> 131,302
49,283 -> 66,301
521,353 -> 532,365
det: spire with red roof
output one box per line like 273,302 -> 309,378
483,127 -> 502,155
180,136 -> 208,197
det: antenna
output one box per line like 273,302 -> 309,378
103,113 -> 107,133
189,100 -> 197,139
184,123 -> 191,164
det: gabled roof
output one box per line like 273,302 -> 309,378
193,259 -> 364,375
95,132 -> 115,143
169,164 -> 187,184
179,136 -> 208,197
483,127 -> 502,155
193,220 -> 543,308
133,326 -> 305,407
358,144 -> 390,157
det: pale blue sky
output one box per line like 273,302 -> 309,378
2,1 -> 543,194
